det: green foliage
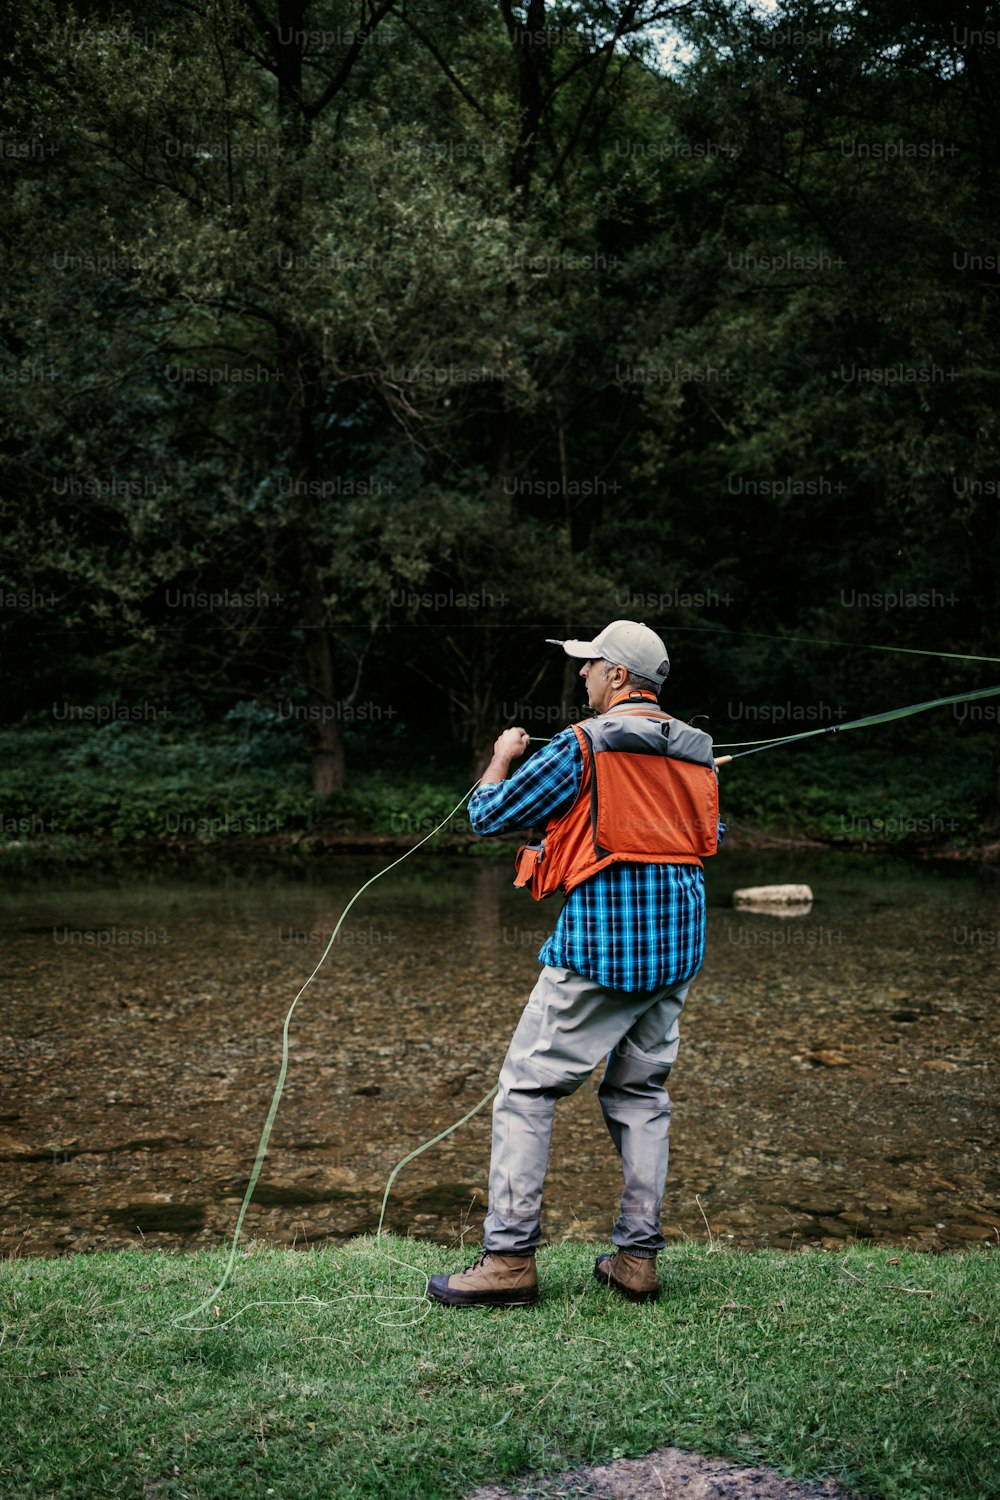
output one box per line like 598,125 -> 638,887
0,718 -> 477,847
1,0 -> 998,815
719,730 -> 991,846
1,704 -> 994,853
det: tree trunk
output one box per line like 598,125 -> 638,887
272,7 -> 345,792
277,326 -> 345,790
504,0 -> 548,200
294,501 -> 346,794
983,727 -> 1000,834
560,655 -> 580,725
285,352 -> 345,793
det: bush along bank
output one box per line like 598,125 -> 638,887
0,718 -> 995,861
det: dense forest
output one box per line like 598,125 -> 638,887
2,0 -> 999,850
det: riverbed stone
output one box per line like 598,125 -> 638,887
939,1222 -> 994,1241
5,857 -> 998,1260
732,883 -> 814,907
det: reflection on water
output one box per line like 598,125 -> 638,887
1,850 -> 998,1258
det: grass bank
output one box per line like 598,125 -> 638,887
0,714 -> 996,863
2,1238 -> 996,1499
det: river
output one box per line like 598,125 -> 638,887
2,849 -> 997,1258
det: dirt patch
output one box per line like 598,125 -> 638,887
467,1443 -> 867,1499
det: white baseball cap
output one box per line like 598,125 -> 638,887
546,619 -> 670,686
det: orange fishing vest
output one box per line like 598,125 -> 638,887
513,689 -> 719,901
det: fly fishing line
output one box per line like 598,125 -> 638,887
174,780 -> 483,1326
174,651 -> 1000,1326
656,626 -> 1000,669
712,681 -> 1000,760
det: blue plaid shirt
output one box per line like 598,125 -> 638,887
469,727 -> 708,992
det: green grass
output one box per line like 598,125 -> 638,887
1,1238 -> 996,1499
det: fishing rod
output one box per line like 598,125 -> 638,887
534,682 -> 1000,764
712,682 -> 1000,767
650,625 -> 1000,669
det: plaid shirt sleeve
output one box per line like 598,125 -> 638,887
468,729 -> 582,835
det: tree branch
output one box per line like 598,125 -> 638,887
304,0 -> 401,120
397,14 -> 491,119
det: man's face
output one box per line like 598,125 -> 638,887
580,657 -> 625,712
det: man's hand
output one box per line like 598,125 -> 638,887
478,726 -> 530,785
494,727 -> 530,761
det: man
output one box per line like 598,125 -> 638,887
427,620 -> 721,1308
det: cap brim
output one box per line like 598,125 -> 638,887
545,636 -> 602,659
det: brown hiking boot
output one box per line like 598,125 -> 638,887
594,1250 -> 660,1303
426,1252 -> 538,1307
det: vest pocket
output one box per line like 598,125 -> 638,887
513,840 -> 542,883
513,840 -> 547,898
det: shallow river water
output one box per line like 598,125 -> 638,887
2,849 -> 997,1259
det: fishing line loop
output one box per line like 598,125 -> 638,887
173,780 -> 482,1326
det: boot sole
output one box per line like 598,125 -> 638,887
426,1274 -> 538,1307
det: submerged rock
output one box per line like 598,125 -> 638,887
733,883 -> 813,911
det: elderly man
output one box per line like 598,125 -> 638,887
427,621 -> 721,1307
